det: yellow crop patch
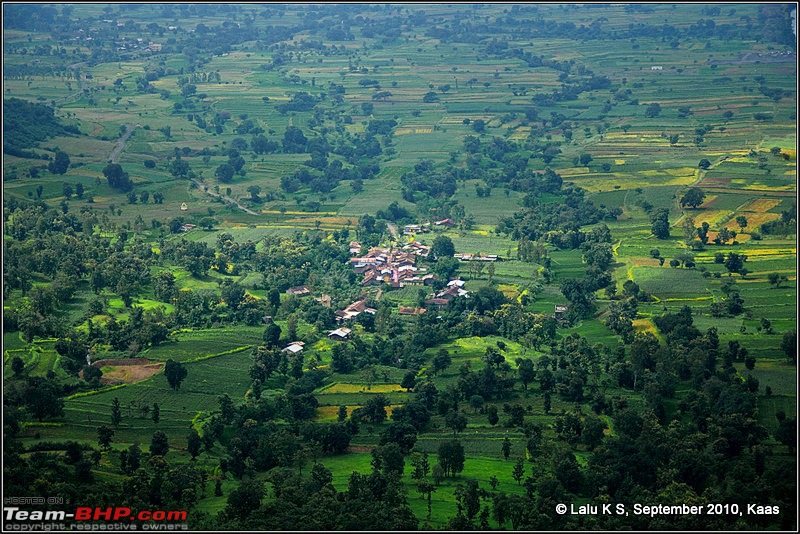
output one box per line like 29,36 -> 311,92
632,319 -> 658,336
691,210 -> 731,227
731,212 -> 779,228
614,159 -> 625,165
741,199 -> 782,212
321,383 -> 406,394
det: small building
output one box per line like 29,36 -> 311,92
398,307 -> 426,316
434,218 -> 455,227
180,202 -> 188,211
554,305 -> 568,320
282,342 -> 305,354
651,65 -> 663,71
286,286 -> 311,297
315,294 -> 332,307
328,328 -> 352,341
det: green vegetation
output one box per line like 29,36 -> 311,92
3,3 -> 796,531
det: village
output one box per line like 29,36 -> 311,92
277,229 -> 565,351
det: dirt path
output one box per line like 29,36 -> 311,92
386,222 -> 399,241
109,124 -> 133,163
190,178 -> 260,215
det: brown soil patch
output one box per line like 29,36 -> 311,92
92,358 -> 164,385
346,446 -> 374,453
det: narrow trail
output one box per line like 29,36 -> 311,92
386,222 -> 399,241
190,178 -> 260,216
109,124 -> 133,164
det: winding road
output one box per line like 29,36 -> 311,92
109,124 -> 134,164
189,178 -> 260,216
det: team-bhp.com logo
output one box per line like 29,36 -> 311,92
5,506 -> 188,522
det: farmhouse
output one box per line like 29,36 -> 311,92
424,283 -> 470,308
286,286 -> 311,297
328,328 -> 352,341
335,299 -> 377,323
282,342 -> 304,354
398,306 -> 426,315
403,224 -> 429,235
454,253 -> 500,262
433,218 -> 455,227
554,304 -> 568,320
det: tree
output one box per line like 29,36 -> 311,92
62,183 -> 73,199
781,330 -> 796,363
517,359 -> 535,391
152,402 -> 160,424
224,479 -> 264,520
581,415 -> 607,450
103,163 -> 133,191
431,235 -> 455,260
97,425 -> 114,450
215,163 -> 235,183
187,429 -> 202,459
362,394 -> 389,424
501,437 -> 511,460
401,371 -> 417,391
487,405 -> 499,426
735,215 -> 748,230
11,356 -> 25,375
644,102 -> 661,118
371,442 -> 405,476
469,395 -> 484,413
650,208 -> 670,239
698,158 -> 711,169
263,322 -> 282,348
218,393 -> 236,424
380,421 -> 418,454
768,272 -> 788,288
247,185 -> 261,202
723,252 -> 746,275
437,440 -> 465,478
111,397 -> 122,427
150,430 -> 170,456
432,349 -> 452,375
512,457 -> 525,485
680,188 -> 706,208
48,149 -> 70,174
445,410 -> 468,436
164,359 -> 188,390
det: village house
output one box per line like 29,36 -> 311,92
286,286 -> 311,297
282,341 -> 305,354
328,327 -> 352,341
424,282 -> 470,308
554,304 -> 569,321
335,299 -> 377,323
403,224 -> 430,235
398,306 -> 426,316
433,218 -> 455,227
454,253 -> 499,262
